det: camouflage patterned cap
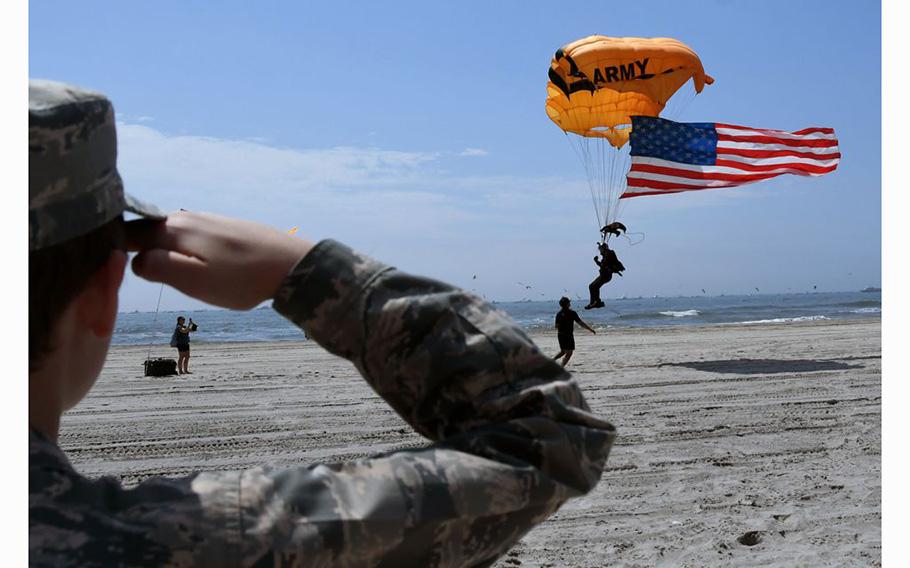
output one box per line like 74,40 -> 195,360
29,79 -> 165,251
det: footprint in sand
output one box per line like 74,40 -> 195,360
737,531 -> 764,546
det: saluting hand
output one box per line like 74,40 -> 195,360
126,211 -> 314,310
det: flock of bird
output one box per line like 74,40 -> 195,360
466,275 -> 821,303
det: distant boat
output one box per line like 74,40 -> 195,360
861,286 -> 881,293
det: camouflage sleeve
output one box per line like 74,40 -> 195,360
258,239 -> 616,565
30,240 -> 616,567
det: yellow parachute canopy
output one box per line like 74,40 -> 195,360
546,36 -> 713,147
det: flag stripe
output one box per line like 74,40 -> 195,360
717,123 -> 835,136
714,154 -> 841,168
790,127 -> 836,136
630,163 -> 836,180
627,176 -> 741,190
716,147 -> 841,160
717,140 -> 839,154
632,155 -> 840,173
717,133 -> 838,148
623,188 -> 692,197
713,158 -> 838,174
628,169 -> 780,186
715,124 -> 837,140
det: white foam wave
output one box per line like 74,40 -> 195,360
659,309 -> 700,318
850,307 -> 881,314
737,315 -> 830,325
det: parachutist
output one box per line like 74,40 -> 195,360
585,242 -> 625,310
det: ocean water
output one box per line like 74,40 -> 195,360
113,291 -> 881,346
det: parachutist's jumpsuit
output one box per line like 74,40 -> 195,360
589,248 -> 624,305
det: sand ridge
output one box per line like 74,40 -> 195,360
59,318 -> 881,566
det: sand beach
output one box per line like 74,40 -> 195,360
59,318 -> 881,566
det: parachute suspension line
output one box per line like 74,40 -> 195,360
581,137 -> 603,231
598,137 -> 609,230
610,143 -> 631,230
596,136 -> 606,230
606,143 -> 617,227
586,136 -> 599,229
620,147 -> 631,219
144,283 -> 166,367
603,136 -> 614,225
663,84 -> 698,122
610,144 -> 625,222
582,136 -> 600,231
596,137 -> 608,232
567,133 -> 605,232
604,141 -> 612,219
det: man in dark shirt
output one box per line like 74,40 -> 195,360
553,296 -> 596,367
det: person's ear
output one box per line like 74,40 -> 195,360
76,250 -> 128,338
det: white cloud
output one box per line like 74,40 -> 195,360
118,114 -> 155,123
115,123 -> 583,233
459,148 -> 489,157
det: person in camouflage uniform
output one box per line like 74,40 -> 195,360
29,79 -> 617,567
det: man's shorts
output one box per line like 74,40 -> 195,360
558,333 -> 575,351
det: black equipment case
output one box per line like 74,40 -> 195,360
144,358 -> 178,377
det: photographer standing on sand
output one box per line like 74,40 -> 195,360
170,316 -> 198,374
28,79 -> 615,566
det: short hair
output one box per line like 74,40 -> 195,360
29,217 -> 126,370
559,296 -> 570,308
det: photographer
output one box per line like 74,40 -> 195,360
170,316 -> 198,374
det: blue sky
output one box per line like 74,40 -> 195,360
29,0 -> 881,311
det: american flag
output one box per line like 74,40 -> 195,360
623,116 -> 840,198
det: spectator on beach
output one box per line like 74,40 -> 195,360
28,80 -> 615,566
553,296 -> 596,367
171,316 -> 197,374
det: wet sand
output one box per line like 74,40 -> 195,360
59,318 -> 881,566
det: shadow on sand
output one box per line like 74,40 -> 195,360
659,358 -> 864,375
